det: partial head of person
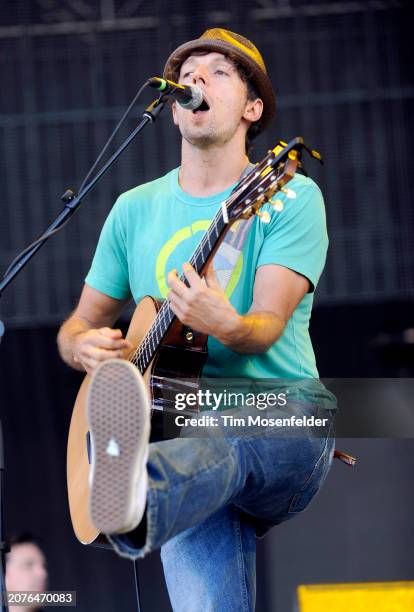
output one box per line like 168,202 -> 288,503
5,533 -> 48,594
163,28 -> 276,153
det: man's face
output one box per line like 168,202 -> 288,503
6,543 -> 48,593
172,52 -> 261,149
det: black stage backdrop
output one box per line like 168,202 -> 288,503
0,1 -> 413,610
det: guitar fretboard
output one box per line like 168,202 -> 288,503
130,207 -> 228,374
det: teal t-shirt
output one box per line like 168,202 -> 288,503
85,167 -> 328,381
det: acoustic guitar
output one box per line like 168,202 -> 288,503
66,137 -> 322,544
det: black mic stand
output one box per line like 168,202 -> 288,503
0,94 -> 167,612
0,322 -> 9,612
0,97 -> 165,295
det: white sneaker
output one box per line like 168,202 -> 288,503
87,359 -> 151,534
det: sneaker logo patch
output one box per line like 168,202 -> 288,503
106,438 -> 120,457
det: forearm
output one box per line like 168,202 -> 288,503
218,310 -> 285,354
57,315 -> 92,371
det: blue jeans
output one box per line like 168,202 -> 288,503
109,402 -> 336,611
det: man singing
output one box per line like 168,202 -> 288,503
58,28 -> 336,611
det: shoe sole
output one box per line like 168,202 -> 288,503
87,359 -> 150,534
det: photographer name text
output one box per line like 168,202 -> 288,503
175,414 -> 329,428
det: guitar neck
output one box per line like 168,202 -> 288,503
129,208 -> 229,375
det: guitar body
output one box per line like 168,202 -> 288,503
67,296 -> 208,545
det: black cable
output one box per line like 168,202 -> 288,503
78,81 -> 149,193
2,80 -> 150,281
133,559 -> 142,612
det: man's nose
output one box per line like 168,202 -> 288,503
191,66 -> 208,86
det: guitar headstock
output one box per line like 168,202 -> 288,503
226,137 -> 323,224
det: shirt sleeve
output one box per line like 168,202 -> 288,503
85,195 -> 132,300
256,176 -> 328,291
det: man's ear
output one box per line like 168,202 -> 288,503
171,100 -> 179,126
243,98 -> 263,124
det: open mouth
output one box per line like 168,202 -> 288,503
193,99 -> 210,113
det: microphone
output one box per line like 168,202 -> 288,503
147,77 -> 203,110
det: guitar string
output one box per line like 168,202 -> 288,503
128,205 -> 225,372
127,168 -> 257,371
130,203 -> 232,372
129,176 -> 255,371
131,164 -> 281,374
129,157 -> 281,372
130,164 -> 281,374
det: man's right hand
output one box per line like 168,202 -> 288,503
73,327 -> 132,373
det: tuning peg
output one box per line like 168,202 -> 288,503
279,187 -> 296,199
256,210 -> 271,223
271,199 -> 284,212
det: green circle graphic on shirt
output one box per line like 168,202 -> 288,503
156,221 -> 243,299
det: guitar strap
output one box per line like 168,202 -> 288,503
212,162 -> 256,291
